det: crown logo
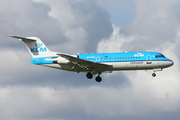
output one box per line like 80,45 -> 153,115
35,42 -> 43,47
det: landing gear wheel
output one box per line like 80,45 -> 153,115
95,76 -> 102,82
86,72 -> 93,79
152,73 -> 156,77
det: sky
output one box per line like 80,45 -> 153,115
1,0 -> 180,120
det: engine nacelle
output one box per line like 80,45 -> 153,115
53,55 -> 79,64
53,57 -> 70,64
70,55 -> 79,58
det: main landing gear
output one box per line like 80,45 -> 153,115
86,72 -> 102,82
95,75 -> 102,82
86,72 -> 93,79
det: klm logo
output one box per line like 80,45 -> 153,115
31,43 -> 47,52
35,43 -> 42,47
134,53 -> 144,57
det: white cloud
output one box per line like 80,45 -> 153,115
1,67 -> 180,119
97,25 -> 135,53
96,25 -> 180,119
96,0 -> 180,118
1,0 -> 180,120
33,0 -> 112,53
118,0 -> 180,52
0,49 -> 32,81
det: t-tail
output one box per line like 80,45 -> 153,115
10,36 -> 55,57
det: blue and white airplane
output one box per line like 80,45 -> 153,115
11,36 -> 174,82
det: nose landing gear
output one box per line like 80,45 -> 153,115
152,73 -> 156,77
151,68 -> 162,77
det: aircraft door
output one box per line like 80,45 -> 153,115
146,55 -> 152,64
96,56 -> 100,62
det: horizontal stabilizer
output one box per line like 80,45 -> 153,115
10,36 -> 36,42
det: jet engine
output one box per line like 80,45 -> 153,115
53,55 -> 79,64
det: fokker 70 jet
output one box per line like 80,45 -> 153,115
11,36 -> 174,82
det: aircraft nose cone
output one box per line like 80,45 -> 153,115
170,60 -> 174,66
167,60 -> 174,67
159,60 -> 174,68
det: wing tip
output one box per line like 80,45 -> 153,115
9,35 -> 17,38
9,36 -> 36,41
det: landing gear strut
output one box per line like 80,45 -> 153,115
86,72 -> 93,79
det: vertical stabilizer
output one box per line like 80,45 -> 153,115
10,36 -> 54,57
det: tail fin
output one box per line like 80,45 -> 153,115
10,36 -> 54,57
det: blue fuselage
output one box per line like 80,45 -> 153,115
31,52 -> 173,72
78,52 -> 169,63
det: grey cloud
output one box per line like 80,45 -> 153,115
0,0 -> 114,118
34,0 -> 113,53
1,80 -> 180,120
3,0 -> 180,120
0,0 -> 115,88
0,0 -> 66,49
0,0 -> 130,120
96,0 -> 180,120
120,0 -> 180,52
0,0 -> 113,85
98,0 -> 180,52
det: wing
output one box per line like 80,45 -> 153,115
58,53 -> 112,73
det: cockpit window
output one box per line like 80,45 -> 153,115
156,55 -> 166,58
156,55 -> 161,58
161,55 -> 166,58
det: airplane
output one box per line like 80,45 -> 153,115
10,36 -> 174,82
